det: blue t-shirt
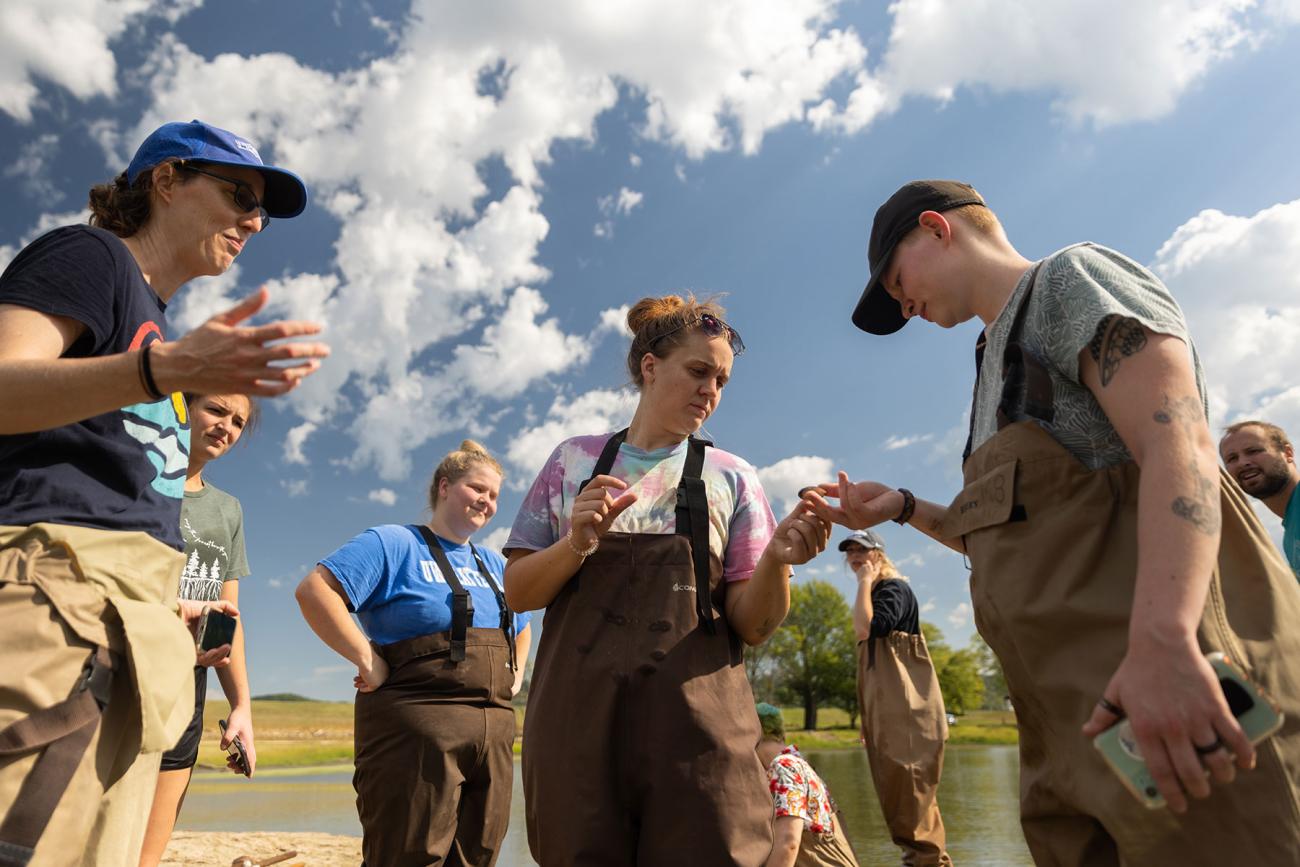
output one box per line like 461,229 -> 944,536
321,524 -> 530,646
0,226 -> 189,548
1284,486 -> 1300,581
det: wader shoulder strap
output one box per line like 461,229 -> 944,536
579,428 -> 629,493
676,436 -> 716,634
415,525 -> 474,662
0,646 -> 113,866
469,542 -> 518,672
962,261 -> 1050,463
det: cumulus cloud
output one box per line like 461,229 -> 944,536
283,421 -> 317,467
0,206 -> 90,273
368,488 -> 398,506
4,133 -> 62,202
756,455 -> 835,513
506,388 -> 640,479
882,433 -> 935,451
479,526 -> 511,553
281,478 -> 309,498
946,601 -> 972,628
594,187 -> 644,238
1151,197 -> 1300,439
815,0 -> 1300,133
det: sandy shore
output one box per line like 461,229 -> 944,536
162,831 -> 361,866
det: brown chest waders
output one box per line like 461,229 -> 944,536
856,631 -> 952,866
0,647 -> 114,867
522,430 -> 772,866
941,267 -> 1300,865
354,532 -> 517,867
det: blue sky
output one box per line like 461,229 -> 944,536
4,0 -> 1300,700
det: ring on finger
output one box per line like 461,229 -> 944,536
1193,736 -> 1225,756
1097,696 -> 1124,717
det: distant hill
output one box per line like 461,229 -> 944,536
252,692 -> 320,702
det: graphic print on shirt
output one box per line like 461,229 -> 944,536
122,322 -> 189,499
420,558 -> 497,590
179,515 -> 228,602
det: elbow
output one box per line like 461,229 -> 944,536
293,575 -> 316,613
503,571 -> 529,613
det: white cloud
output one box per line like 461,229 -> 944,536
283,421 -> 318,467
628,153 -> 642,168
920,596 -> 937,615
479,525 -> 511,553
595,305 -> 632,338
506,388 -> 640,479
267,577 -> 284,589
756,455 -> 835,514
946,601 -> 972,628
594,187 -> 644,239
368,488 -> 398,506
166,265 -> 244,333
882,433 -> 935,451
1151,197 -> 1300,440
281,478 -> 309,498
816,0 -> 1300,133
4,134 -> 62,202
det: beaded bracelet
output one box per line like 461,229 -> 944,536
567,527 -> 599,558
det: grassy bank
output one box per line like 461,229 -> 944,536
197,700 -> 1017,770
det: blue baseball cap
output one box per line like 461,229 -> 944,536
126,119 -> 308,219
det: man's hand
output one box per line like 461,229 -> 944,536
354,652 -> 390,694
807,472 -> 904,530
179,599 -> 238,667
152,288 -> 330,397
1082,634 -> 1254,813
220,705 -> 257,777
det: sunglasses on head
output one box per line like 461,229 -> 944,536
653,312 -> 746,357
178,161 -> 270,233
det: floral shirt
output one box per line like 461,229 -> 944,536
768,745 -> 836,834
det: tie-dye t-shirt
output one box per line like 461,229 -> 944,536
505,433 -> 778,583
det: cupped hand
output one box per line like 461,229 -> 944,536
805,472 -> 903,530
355,653 -> 389,694
152,287 -> 330,398
568,475 -> 638,549
221,705 -> 257,777
179,599 -> 238,667
1081,637 -> 1254,813
765,494 -> 833,566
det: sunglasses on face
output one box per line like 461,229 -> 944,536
179,162 -> 270,233
653,313 -> 746,357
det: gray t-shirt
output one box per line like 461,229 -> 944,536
177,481 -> 250,601
970,242 -> 1208,469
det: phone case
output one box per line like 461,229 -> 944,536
218,719 -> 252,777
1093,651 -> 1285,809
199,610 -> 238,651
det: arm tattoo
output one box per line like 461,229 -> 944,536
1087,315 -> 1148,387
1171,458 -> 1221,536
1153,394 -> 1203,427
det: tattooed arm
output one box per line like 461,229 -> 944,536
1077,316 -> 1251,813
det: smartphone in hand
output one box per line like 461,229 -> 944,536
195,606 -> 238,652
218,718 -> 252,777
1094,652 -> 1284,808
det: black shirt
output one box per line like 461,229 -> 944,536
869,579 -> 921,638
0,226 -> 188,549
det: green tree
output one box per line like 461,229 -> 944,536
920,622 -> 985,715
767,580 -> 857,730
970,633 -> 1009,710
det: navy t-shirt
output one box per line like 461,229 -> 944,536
869,579 -> 921,638
321,524 -> 531,646
0,226 -> 188,549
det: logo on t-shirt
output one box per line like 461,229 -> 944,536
418,560 -> 495,589
179,516 -> 228,602
123,322 -> 189,499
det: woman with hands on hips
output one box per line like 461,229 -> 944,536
295,440 -> 531,867
503,294 -> 831,867
0,119 -> 324,866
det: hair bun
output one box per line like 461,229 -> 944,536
625,296 -> 686,337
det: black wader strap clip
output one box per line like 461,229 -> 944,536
416,526 -> 474,663
0,646 -> 115,865
676,436 -> 716,634
470,543 -> 518,672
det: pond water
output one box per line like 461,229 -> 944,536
180,745 -> 1033,865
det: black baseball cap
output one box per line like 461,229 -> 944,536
851,180 -> 985,335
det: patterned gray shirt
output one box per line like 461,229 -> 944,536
969,243 -> 1208,470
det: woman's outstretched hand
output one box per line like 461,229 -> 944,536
805,472 -> 904,530
765,492 -> 833,566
